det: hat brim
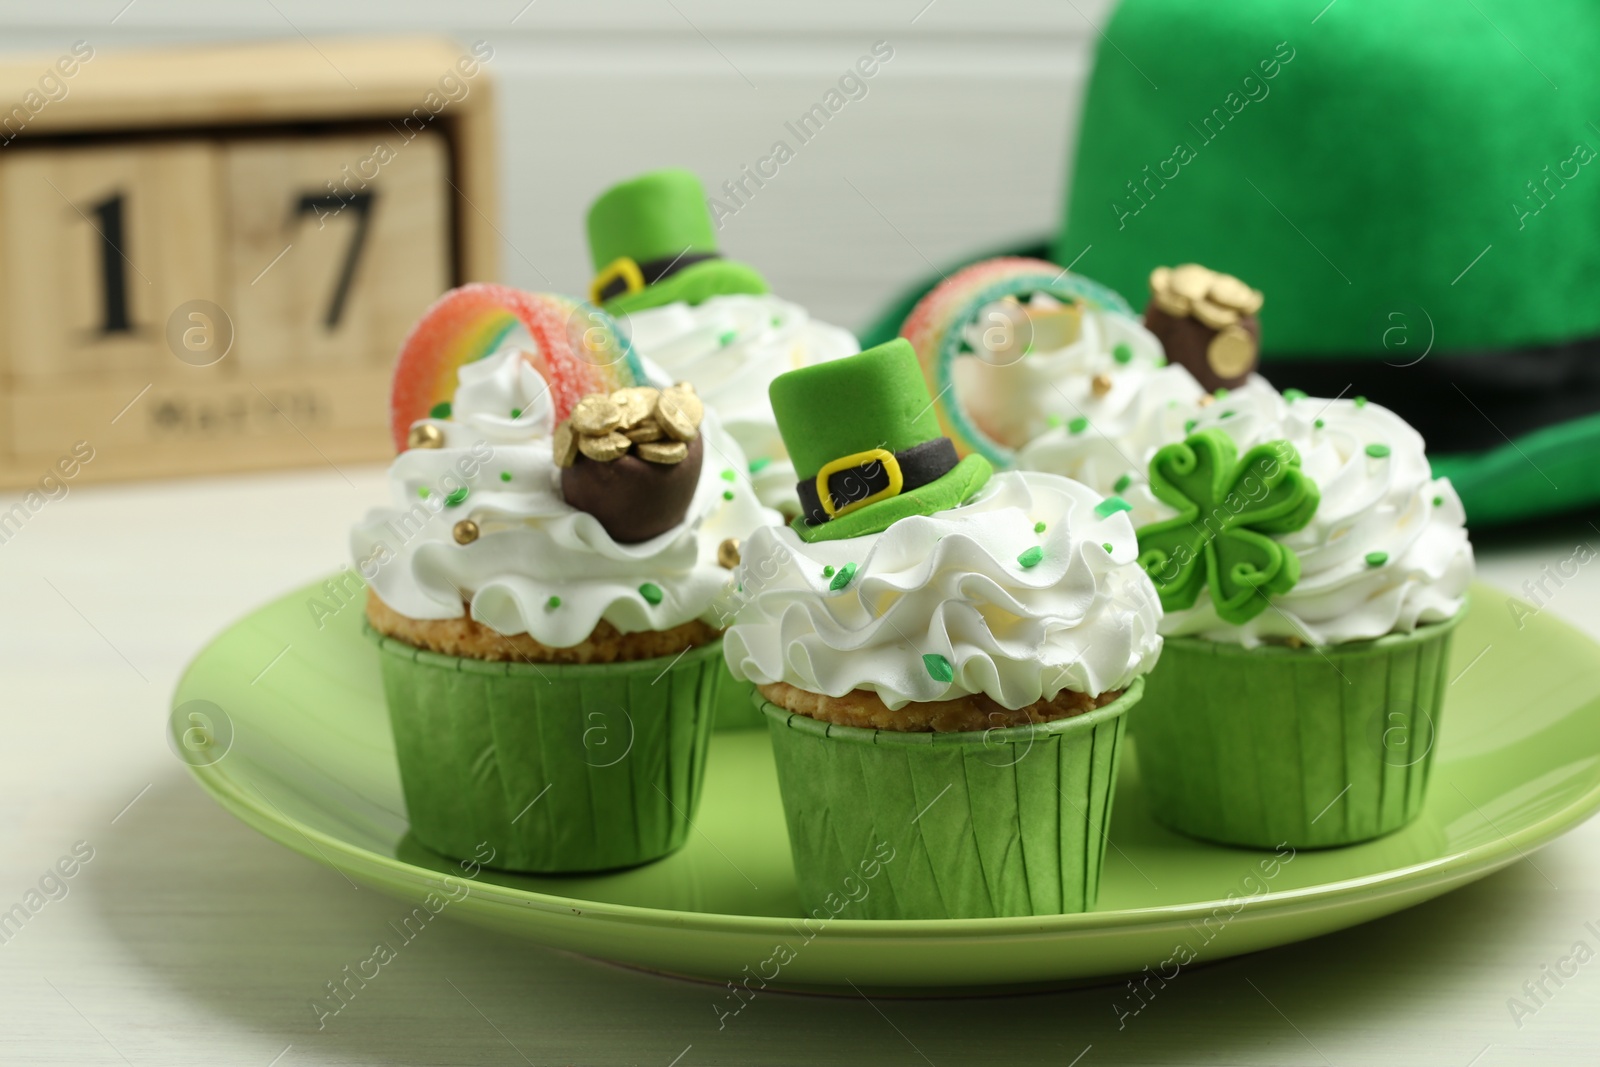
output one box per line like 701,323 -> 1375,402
856,236 -> 1600,528
1431,411 -> 1600,526
603,260 -> 769,316
789,453 -> 995,543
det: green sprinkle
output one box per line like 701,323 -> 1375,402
1366,443 -> 1391,458
1068,416 -> 1089,435
499,471 -> 512,482
771,316 -> 781,327
546,596 -> 561,609
722,489 -> 735,501
1113,473 -> 1133,494
444,486 -> 469,507
720,469 -> 736,481
1433,495 -> 1443,507
1214,387 -> 1229,399
510,407 -> 522,419
1184,418 -> 1197,433
1046,413 -> 1063,429
822,565 -> 835,578
639,582 -> 663,605
923,653 -> 954,683
1314,419 -> 1325,429
1022,344 -> 1035,356
1112,342 -> 1133,364
1095,496 -> 1132,519
417,487 -> 430,499
1365,551 -> 1389,568
429,401 -> 451,419
749,457 -> 772,474
1103,542 -> 1114,553
1034,521 -> 1046,534
829,562 -> 858,591
1354,395 -> 1368,408
1017,546 -> 1044,569
1284,388 -> 1307,402
1219,410 -> 1235,419
718,329 -> 738,347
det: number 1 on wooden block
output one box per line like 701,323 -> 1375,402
88,191 -> 138,335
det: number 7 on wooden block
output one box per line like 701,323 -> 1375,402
292,190 -> 376,329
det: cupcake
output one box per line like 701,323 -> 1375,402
1125,379 -> 1474,847
355,284 -> 780,872
722,338 -> 1164,919
899,256 -> 1208,478
585,169 -> 859,517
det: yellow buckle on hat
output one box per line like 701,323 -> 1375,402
816,448 -> 904,519
590,256 -> 646,305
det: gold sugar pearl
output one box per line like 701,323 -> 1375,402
1091,373 -> 1114,397
452,519 -> 479,545
407,424 -> 445,450
717,538 -> 741,569
1196,393 -> 1216,408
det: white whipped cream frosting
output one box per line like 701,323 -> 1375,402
351,348 -> 782,646
1120,380 -> 1474,647
617,294 -> 859,512
957,295 -> 1206,459
722,471 -> 1164,710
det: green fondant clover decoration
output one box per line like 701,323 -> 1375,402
1133,429 -> 1320,624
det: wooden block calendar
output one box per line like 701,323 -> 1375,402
0,37 -> 499,487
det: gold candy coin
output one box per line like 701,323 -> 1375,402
571,394 -> 623,435
1170,264 -> 1213,302
552,420 -> 579,467
610,386 -> 660,428
656,389 -> 702,442
624,419 -> 665,444
1207,324 -> 1257,379
1192,298 -> 1239,330
1207,274 -> 1254,309
637,440 -> 689,464
406,423 -> 445,450
578,430 -> 632,462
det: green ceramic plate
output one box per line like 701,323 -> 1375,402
173,579 -> 1600,994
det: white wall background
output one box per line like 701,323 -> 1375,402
0,0 -> 1109,335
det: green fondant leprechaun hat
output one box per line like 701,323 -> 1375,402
769,338 -> 993,542
586,168 -> 769,316
860,0 -> 1600,527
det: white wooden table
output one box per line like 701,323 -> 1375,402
1,465 -> 1597,1066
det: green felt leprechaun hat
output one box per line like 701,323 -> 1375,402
860,0 -> 1600,527
585,168 -> 770,316
770,338 -> 993,542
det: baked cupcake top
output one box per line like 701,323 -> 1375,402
354,290 -> 779,647
620,293 -> 859,513
1123,379 -> 1473,647
723,470 -> 1164,709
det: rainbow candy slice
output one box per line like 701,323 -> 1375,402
390,283 -> 647,451
900,257 -> 1135,468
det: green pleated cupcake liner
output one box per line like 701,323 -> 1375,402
1132,608 -> 1467,849
366,623 -> 722,873
761,677 -> 1143,920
